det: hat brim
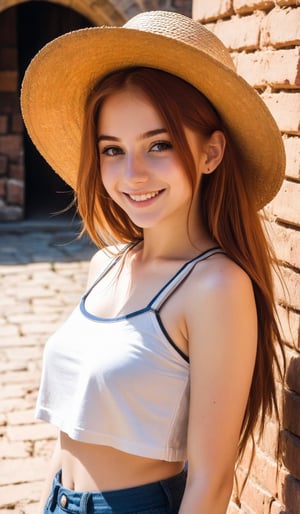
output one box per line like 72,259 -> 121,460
20,26 -> 285,209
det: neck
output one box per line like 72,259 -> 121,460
140,223 -> 214,262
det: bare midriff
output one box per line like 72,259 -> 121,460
60,432 -> 184,492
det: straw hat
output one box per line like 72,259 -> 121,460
20,10 -> 285,209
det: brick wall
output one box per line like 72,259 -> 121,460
193,1 -> 300,513
0,6 -> 24,221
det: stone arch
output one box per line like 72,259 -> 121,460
0,0 -> 127,25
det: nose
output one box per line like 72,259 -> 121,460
124,153 -> 149,184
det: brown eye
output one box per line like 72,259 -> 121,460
101,146 -> 124,156
150,141 -> 173,152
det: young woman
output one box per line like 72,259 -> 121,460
21,10 -> 286,514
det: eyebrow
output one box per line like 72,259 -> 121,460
97,128 -> 168,142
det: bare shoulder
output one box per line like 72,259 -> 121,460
187,252 -> 253,302
86,245 -> 119,287
183,252 -> 257,341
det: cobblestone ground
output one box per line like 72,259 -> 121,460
0,219 -> 97,513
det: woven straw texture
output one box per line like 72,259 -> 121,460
20,10 -> 285,209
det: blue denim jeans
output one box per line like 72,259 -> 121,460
44,469 -> 187,514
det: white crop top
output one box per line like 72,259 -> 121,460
36,246 -> 224,462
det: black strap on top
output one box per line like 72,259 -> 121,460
83,244 -> 225,312
82,242 -> 138,299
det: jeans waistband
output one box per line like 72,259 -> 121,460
47,468 -> 187,513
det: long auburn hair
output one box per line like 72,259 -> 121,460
76,67 -> 286,489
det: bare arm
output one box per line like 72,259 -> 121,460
37,436 -> 61,514
179,258 -> 257,513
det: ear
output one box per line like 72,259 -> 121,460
202,130 -> 226,175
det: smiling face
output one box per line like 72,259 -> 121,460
97,87 -> 207,232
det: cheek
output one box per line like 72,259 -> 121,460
99,160 -> 113,189
100,164 -> 121,204
176,163 -> 193,191
100,171 -> 112,195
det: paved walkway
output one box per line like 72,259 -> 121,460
0,218 -> 97,513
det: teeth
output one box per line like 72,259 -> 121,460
129,191 -> 160,202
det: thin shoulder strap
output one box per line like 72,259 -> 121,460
82,253 -> 122,298
149,247 -> 226,311
83,241 -> 141,297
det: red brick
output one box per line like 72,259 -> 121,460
214,12 -> 265,50
235,447 -> 287,506
0,155 -> 7,176
277,0 -> 300,5
9,163 -> 24,180
235,48 -> 300,89
0,8 -> 16,45
276,304 -> 300,348
192,0 -> 233,22
282,474 -> 300,514
270,180 -> 300,226
286,355 -> 300,394
281,430 -> 300,480
0,134 -> 22,161
283,389 -> 300,437
261,7 -> 300,48
262,92 -> 300,134
0,48 -> 17,71
12,113 -> 23,133
258,420 -> 281,460
233,0 -> 275,14
238,475 -> 277,513
0,91 -> 19,114
0,178 -> 6,198
269,499 -> 285,514
248,447 -> 280,493
274,265 -> 300,310
0,114 -> 8,133
0,71 -> 18,92
284,136 -> 300,180
265,220 -> 300,269
227,502 -> 241,513
6,178 -> 24,205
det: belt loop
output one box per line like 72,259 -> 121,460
80,492 -> 91,514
